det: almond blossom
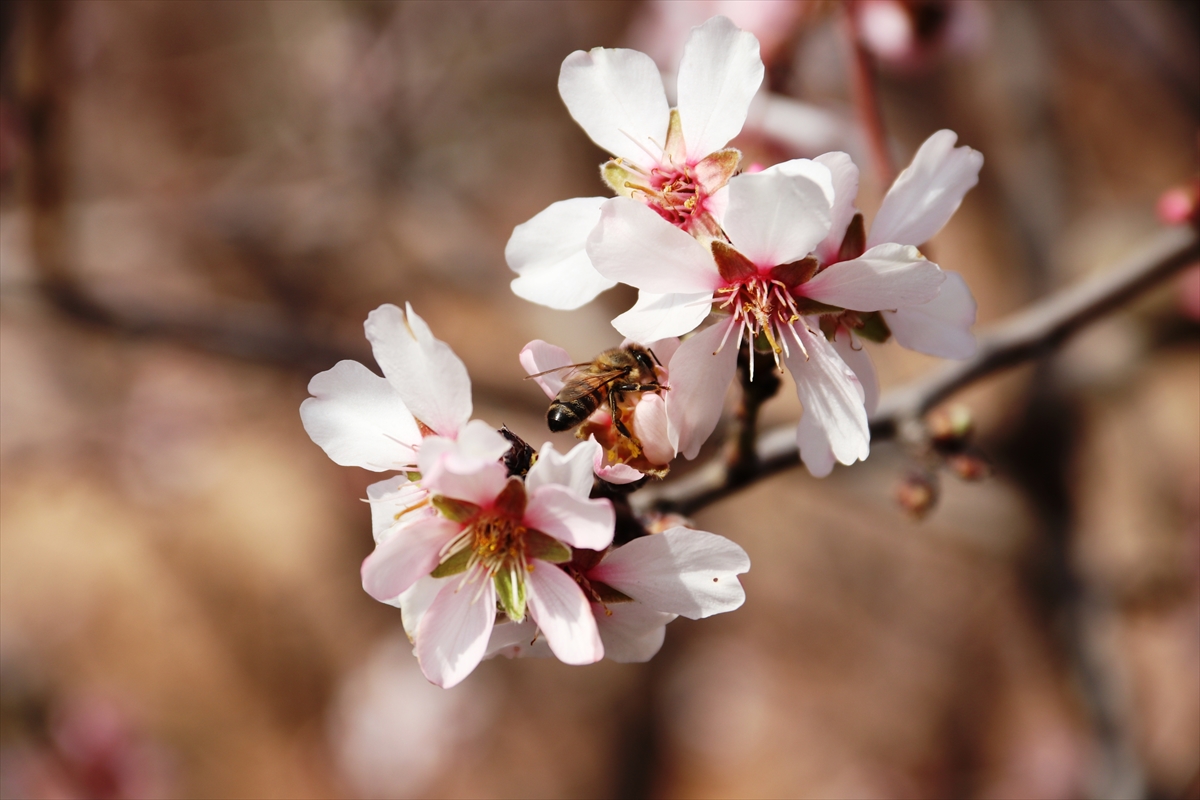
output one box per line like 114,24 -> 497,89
506,15 -> 763,310
519,337 -> 681,484
483,526 -> 750,664
587,162 -> 946,474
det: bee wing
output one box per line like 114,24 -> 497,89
523,362 -> 593,380
555,367 -> 630,403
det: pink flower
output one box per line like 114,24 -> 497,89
378,440 -> 616,688
519,338 -> 681,484
507,16 -> 763,310
485,526 -> 750,663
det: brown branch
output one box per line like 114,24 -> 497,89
638,225 -> 1200,517
845,2 -> 895,187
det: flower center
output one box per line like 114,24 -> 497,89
715,275 -> 807,370
623,162 -> 705,231
452,511 -> 529,576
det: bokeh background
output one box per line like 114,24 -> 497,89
1,1 -> 1197,798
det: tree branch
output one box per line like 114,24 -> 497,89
638,225 -> 1200,517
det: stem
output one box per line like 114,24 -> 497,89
845,2 -> 896,187
726,348 -> 782,486
637,225 -> 1199,517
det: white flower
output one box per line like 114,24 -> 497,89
483,527 -> 750,663
587,161 -> 945,475
519,338 -> 681,483
506,15 -> 763,310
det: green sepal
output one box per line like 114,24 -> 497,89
405,471 -> 422,482
662,108 -> 686,164
431,495 -> 479,523
431,547 -> 472,578
853,311 -> 892,343
591,580 -> 634,605
494,568 -> 527,623
525,529 -> 572,564
602,161 -> 639,198
693,148 -> 741,193
792,297 -> 845,317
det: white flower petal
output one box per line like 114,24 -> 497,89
526,439 -> 601,498
398,574 -> 443,639
484,619 -> 552,660
831,329 -> 880,415
883,270 -> 978,358
366,476 -> 432,544
519,340 -> 575,398
588,199 -> 721,294
420,450 -> 509,508
415,569 -> 496,688
868,129 -> 983,248
526,562 -> 604,665
665,320 -> 739,460
676,15 -> 764,161
361,517 -> 460,603
594,602 -> 675,664
558,47 -> 669,169
812,151 -> 861,263
800,243 -> 944,311
633,393 -> 675,465
783,321 -> 869,476
365,303 -> 472,438
508,197 -> 616,310
300,360 -> 421,471
612,290 -> 714,342
524,485 -> 615,551
589,527 -> 750,619
722,169 -> 833,267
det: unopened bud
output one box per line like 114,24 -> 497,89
896,471 -> 939,519
641,511 -> 691,535
927,404 -> 973,444
946,452 -> 991,481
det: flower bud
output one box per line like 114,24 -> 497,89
896,471 -> 939,519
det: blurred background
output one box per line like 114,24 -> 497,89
0,1 -> 1197,798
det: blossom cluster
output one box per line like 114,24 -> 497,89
301,16 -> 982,688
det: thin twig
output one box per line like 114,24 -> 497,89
638,225 -> 1199,516
845,3 -> 896,187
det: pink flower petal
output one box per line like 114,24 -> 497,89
665,319 -> 740,460
366,476 -> 432,544
397,574 -> 443,639
558,47 -> 669,170
611,290 -> 715,342
519,340 -> 575,398
361,517 -> 460,603
364,304 -> 472,438
633,393 -> 675,465
868,129 -> 983,248
783,321 -> 869,476
300,360 -> 421,471
587,199 -> 722,294
812,151 -> 861,264
800,243 -> 944,311
882,269 -> 978,358
594,461 -> 645,484
526,439 -> 601,498
722,169 -> 833,268
676,15 -> 764,161
526,563 -> 604,665
524,485 -> 614,551
593,602 -> 675,663
589,527 -> 749,619
508,197 -> 616,310
484,619 -> 551,660
415,568 -> 496,688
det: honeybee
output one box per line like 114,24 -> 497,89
532,345 -> 664,438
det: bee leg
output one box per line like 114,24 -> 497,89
609,391 -> 634,438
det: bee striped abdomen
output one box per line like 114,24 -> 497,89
547,397 -> 600,432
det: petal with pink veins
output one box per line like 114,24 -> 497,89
526,563 -> 604,665
675,15 -> 764,161
633,393 -> 675,465
365,304 -> 472,438
415,569 -> 497,688
300,360 -> 421,471
594,602 -> 675,663
612,290 -> 715,342
722,169 -> 833,268
883,270 -> 978,358
665,319 -> 739,460
519,340 -> 575,398
366,476 -> 431,544
361,517 -> 461,603
867,129 -> 983,249
588,199 -> 722,294
812,151 -> 861,263
526,439 -> 601,498
508,197 -> 616,310
524,485 -> 614,551
589,527 -> 749,619
783,321 -> 869,476
558,48 -> 669,170
799,243 -> 944,311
